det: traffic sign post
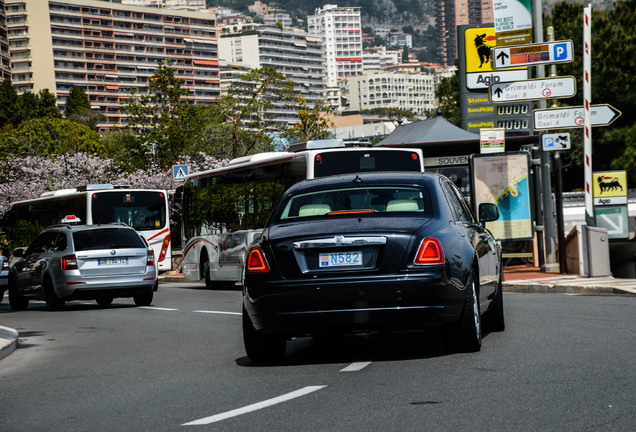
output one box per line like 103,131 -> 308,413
172,164 -> 189,182
594,206 -> 630,239
489,76 -> 576,103
492,40 -> 574,69
533,104 -> 621,130
542,133 -> 570,151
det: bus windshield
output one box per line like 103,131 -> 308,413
91,191 -> 167,231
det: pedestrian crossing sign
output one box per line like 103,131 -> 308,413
173,164 -> 189,182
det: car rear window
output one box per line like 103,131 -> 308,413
72,228 -> 145,251
279,186 -> 432,220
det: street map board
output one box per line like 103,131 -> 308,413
471,152 -> 533,241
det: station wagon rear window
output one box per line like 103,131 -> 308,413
280,186 -> 432,220
73,228 -> 146,251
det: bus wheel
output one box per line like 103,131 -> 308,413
201,256 -> 215,289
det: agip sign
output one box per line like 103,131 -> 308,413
463,26 -> 528,91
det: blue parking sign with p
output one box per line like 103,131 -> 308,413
553,42 -> 568,61
544,136 -> 555,149
173,164 -> 189,182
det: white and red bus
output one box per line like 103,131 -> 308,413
0,185 -> 172,271
178,140 -> 424,288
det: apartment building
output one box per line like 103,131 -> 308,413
362,46 -> 401,72
218,25 -> 325,127
0,0 -> 10,81
347,70 -> 439,116
437,0 -> 493,65
307,4 -> 362,88
121,0 -> 206,11
5,0 -> 218,130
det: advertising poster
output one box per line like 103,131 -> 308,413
493,0 -> 533,45
471,152 -> 533,240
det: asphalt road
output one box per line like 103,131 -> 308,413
1,282 -> 635,431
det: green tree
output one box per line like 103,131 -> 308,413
372,107 -> 418,127
287,96 -> 334,143
121,62 -> 197,169
433,71 -> 460,125
65,86 -> 92,117
213,66 -> 295,158
0,117 -> 103,159
0,80 -> 20,129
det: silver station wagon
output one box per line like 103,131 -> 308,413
8,222 -> 158,311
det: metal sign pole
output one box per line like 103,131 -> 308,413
534,0 -> 558,271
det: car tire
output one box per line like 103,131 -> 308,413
200,255 -> 215,290
242,306 -> 286,363
133,291 -> 153,306
96,296 -> 114,306
448,271 -> 482,353
8,276 -> 28,311
44,278 -> 65,311
485,270 -> 505,332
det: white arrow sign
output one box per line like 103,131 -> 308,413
533,104 -> 621,130
595,206 -> 629,239
490,76 -> 576,103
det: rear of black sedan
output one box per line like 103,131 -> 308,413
242,172 -> 504,361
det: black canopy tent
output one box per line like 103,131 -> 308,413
375,116 -> 537,156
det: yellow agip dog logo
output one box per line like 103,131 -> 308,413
593,171 -> 627,197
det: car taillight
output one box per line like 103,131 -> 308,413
62,254 -> 78,270
2,260 -> 9,270
246,246 -> 269,273
414,238 -> 445,265
147,250 -> 155,266
158,234 -> 170,262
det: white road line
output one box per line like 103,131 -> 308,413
139,307 -> 178,311
182,385 -> 327,426
340,361 -> 372,372
192,310 -> 241,316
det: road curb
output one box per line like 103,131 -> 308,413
0,325 -> 18,361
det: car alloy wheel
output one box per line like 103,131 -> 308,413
242,306 -> 286,363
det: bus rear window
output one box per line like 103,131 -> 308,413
91,191 -> 166,230
313,150 -> 421,177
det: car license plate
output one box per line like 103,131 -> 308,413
98,257 -> 129,265
319,251 -> 362,267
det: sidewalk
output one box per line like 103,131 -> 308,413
503,264 -> 636,296
2,266 -> 635,362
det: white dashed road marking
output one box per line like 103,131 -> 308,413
193,310 -> 241,316
182,385 -> 327,426
340,361 -> 372,372
139,307 -> 178,311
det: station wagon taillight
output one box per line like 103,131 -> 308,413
2,260 -> 9,270
147,250 -> 155,266
246,246 -> 269,273
414,238 -> 445,265
62,254 -> 78,271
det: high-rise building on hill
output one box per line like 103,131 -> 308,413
307,4 -> 362,88
218,25 -> 325,128
5,0 -> 218,130
0,0 -> 11,81
437,0 -> 493,66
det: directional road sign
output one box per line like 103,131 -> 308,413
594,206 -> 629,239
533,104 -> 621,130
542,132 -> 571,151
489,76 -> 576,103
492,40 -> 574,69
172,164 -> 189,182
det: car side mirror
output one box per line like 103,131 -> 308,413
12,248 -> 25,258
478,203 -> 500,224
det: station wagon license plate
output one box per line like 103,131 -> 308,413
98,257 -> 129,265
320,251 -> 362,267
